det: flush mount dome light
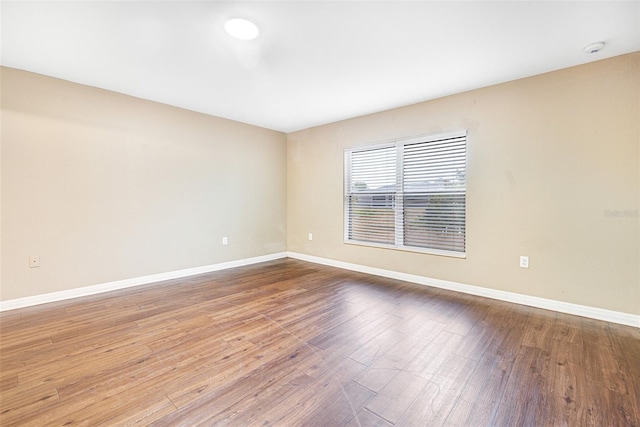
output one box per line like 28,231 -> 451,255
225,18 -> 259,40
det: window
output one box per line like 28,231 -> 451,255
344,131 -> 466,257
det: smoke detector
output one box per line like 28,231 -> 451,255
583,42 -> 605,54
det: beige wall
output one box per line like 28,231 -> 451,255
1,67 -> 287,301
288,53 -> 640,315
2,54 -> 639,315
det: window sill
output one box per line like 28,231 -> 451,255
344,240 -> 466,259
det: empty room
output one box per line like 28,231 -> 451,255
1,1 -> 639,426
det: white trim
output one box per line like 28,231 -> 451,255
4,250 -> 637,328
343,240 -> 467,259
287,252 -> 640,328
0,252 -> 288,312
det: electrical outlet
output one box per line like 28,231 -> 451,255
222,237 -> 228,245
519,256 -> 529,269
29,255 -> 40,268
308,233 -> 313,241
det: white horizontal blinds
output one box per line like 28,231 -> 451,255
403,134 -> 466,253
346,145 -> 396,245
344,131 -> 466,256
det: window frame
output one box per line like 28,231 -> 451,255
343,130 -> 467,259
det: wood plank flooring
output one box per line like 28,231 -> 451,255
1,258 -> 639,426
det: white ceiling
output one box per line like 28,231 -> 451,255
2,1 -> 639,133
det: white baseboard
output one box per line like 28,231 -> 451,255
3,251 -> 637,328
0,252 -> 288,312
287,252 -> 640,328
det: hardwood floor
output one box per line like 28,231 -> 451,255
1,258 -> 639,426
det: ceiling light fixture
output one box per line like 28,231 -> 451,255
583,42 -> 605,54
225,18 -> 259,41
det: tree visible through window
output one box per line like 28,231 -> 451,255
344,131 -> 466,257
